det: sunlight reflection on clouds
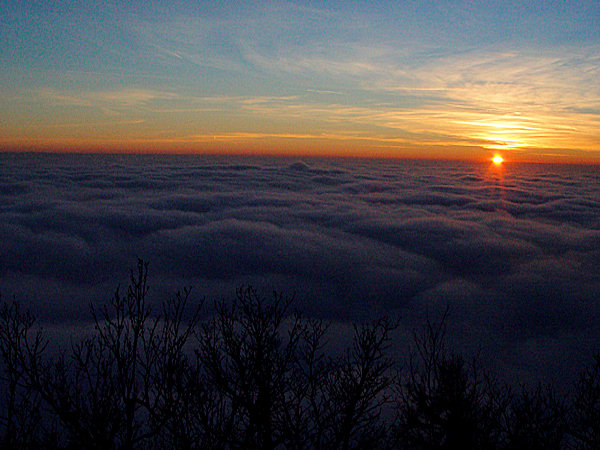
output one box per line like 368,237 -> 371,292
1,154 -> 599,388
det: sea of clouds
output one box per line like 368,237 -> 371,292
1,153 -> 599,388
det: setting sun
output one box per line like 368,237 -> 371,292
492,155 -> 504,164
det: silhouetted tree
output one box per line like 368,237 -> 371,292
190,287 -> 397,449
502,383 -> 567,450
0,299 -> 52,448
323,318 -> 396,450
4,261 -> 600,449
0,261 -> 200,449
569,354 -> 600,449
393,311 -> 506,449
194,287 -> 304,449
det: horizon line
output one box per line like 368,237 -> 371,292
2,149 -> 599,166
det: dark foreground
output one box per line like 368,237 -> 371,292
1,261 -> 599,449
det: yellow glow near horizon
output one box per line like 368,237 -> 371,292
3,87 -> 599,162
492,155 -> 504,164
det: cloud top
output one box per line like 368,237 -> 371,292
1,153 -> 599,387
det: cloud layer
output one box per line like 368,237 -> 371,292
1,153 -> 600,387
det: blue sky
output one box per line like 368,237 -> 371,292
2,0 -> 599,161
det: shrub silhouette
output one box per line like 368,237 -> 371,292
1,261 -> 200,448
0,300 -> 49,448
0,260 -> 599,449
309,317 -> 396,450
570,355 -> 600,449
193,288 -> 396,449
502,383 -> 567,450
0,261 -> 396,449
393,310 -> 506,449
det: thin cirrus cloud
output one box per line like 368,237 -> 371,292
1,1 -> 599,160
236,45 -> 600,158
35,87 -> 178,109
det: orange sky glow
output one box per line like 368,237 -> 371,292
2,2 -> 599,163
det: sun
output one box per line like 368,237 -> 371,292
492,155 -> 504,164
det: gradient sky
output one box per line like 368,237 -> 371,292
1,0 -> 599,162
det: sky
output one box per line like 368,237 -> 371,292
1,0 -> 600,162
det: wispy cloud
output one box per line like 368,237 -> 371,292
37,88 -> 178,109
46,119 -> 146,128
3,2 -> 599,160
205,43 -> 600,157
